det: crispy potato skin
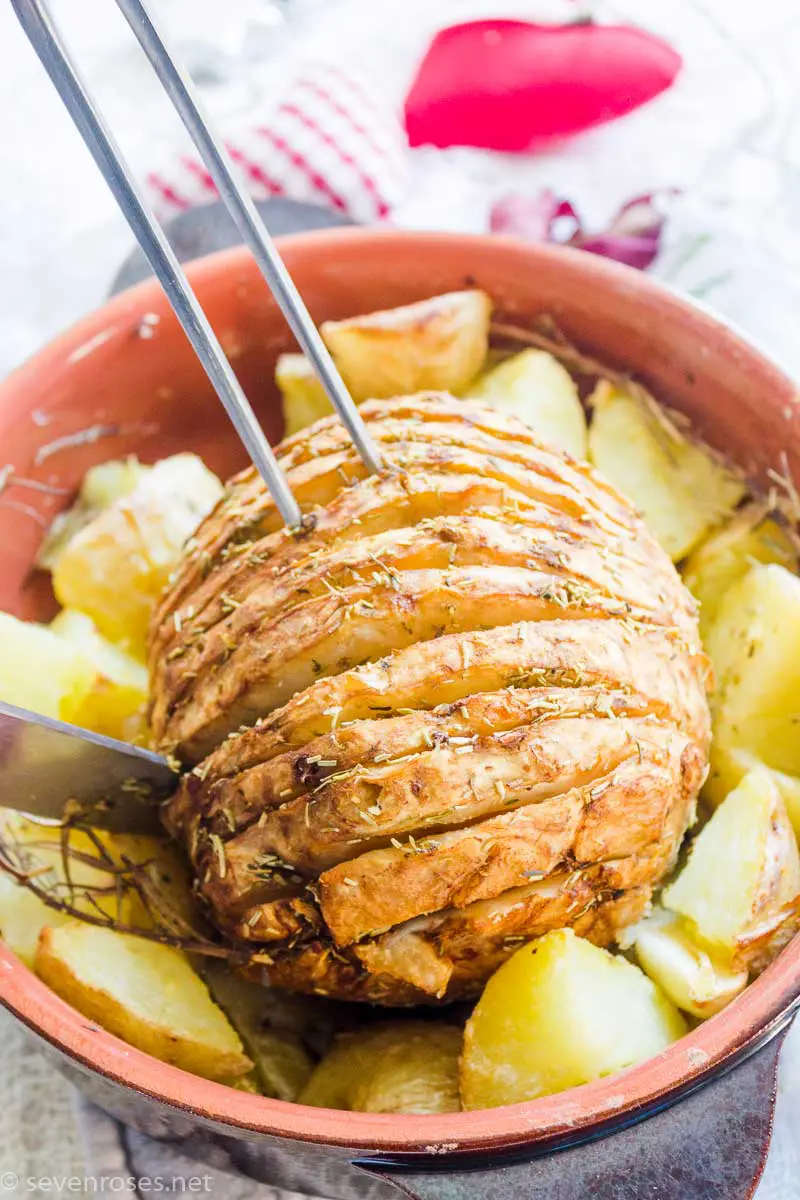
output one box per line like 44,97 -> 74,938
663,767 -> 800,970
35,923 -> 251,1081
298,1021 -> 462,1113
588,381 -> 745,561
153,396 -> 710,1004
320,289 -> 491,403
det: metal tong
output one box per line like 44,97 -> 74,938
12,0 -> 383,527
7,0 -> 384,828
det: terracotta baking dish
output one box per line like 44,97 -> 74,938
0,230 -> 798,1200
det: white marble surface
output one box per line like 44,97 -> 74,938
0,0 -> 800,1196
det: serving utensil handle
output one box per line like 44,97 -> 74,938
114,0 -> 383,478
365,1029 -> 788,1200
11,0 -> 301,526
11,0 -> 383,526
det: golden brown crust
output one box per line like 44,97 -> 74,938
196,712 -> 669,920
150,396 -> 693,748
161,565 -> 646,762
151,395 -> 710,1004
219,894 -> 322,944
207,715 -> 667,881
156,512 -> 682,728
149,475 -> 578,669
319,792 -> 587,947
157,393 -> 635,606
317,740 -> 693,946
245,879 -> 655,1004
200,685 -> 657,837
185,621 -> 701,781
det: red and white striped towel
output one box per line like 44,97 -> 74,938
145,62 -> 409,225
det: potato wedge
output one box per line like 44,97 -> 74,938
51,454 -> 223,657
277,292 -> 492,435
0,605 -> 148,741
702,564 -> 800,821
275,353 -> 331,437
51,609 -> 148,741
230,1073 -> 262,1093
633,906 -> 747,1019
460,928 -> 685,1109
663,769 -> 800,969
35,922 -> 251,1080
466,349 -> 588,459
0,814 -> 121,967
732,896 -> 800,976
0,611 -> 94,720
320,290 -> 491,401
107,833 -> 199,935
705,746 -> 800,836
588,381 -> 745,560
37,457 -> 149,570
681,504 -> 797,638
201,960 -> 316,1099
0,869 -> 66,968
0,816 -> 188,965
299,1021 -> 462,1114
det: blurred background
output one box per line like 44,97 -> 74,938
1,1 -> 800,1196
2,0 -> 800,377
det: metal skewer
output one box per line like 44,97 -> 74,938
11,0 -> 383,529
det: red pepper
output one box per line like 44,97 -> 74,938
404,19 -> 682,153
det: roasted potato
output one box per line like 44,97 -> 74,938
0,817 -> 190,965
663,768 -> 800,970
202,962 -> 319,1101
0,605 -> 149,741
230,1073 -> 262,1093
299,1021 -> 462,1113
702,563 -> 800,826
107,833 -> 199,935
320,290 -> 491,400
588,382 -> 745,560
0,813 -> 126,966
731,896 -> 800,976
35,922 -> 251,1081
0,870 -> 67,968
37,457 -> 149,570
681,504 -> 797,638
460,929 -> 686,1110
705,746 -> 800,837
276,291 -> 493,436
633,906 -> 747,1019
0,611 -> 94,721
275,353 -> 330,437
153,394 -> 709,1004
51,609 -> 148,741
51,453 -> 223,657
466,349 -> 588,459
